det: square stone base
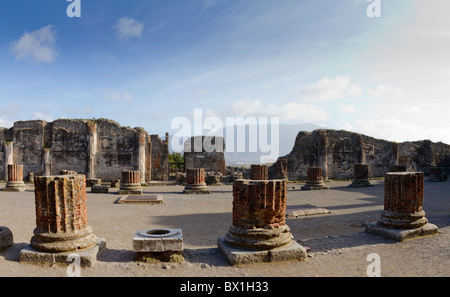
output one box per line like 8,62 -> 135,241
133,229 -> 183,252
217,237 -> 307,266
365,222 -> 439,242
19,237 -> 106,268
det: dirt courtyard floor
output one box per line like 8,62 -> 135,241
1,178 -> 449,277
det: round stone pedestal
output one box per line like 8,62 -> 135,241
118,171 -> 142,195
349,163 -> 373,187
3,164 -> 27,192
365,172 -> 438,241
301,167 -> 329,190
183,168 -> 210,194
218,179 -> 307,265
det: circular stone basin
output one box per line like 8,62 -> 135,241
138,229 -> 179,238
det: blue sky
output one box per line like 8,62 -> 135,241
1,0 -> 450,146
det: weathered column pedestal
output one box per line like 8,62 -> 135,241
118,171 -> 143,195
349,163 -> 373,187
19,175 -> 105,267
250,164 -> 269,180
183,168 -> 210,194
3,164 -> 27,192
301,167 -> 329,190
365,172 -> 438,241
218,179 -> 307,265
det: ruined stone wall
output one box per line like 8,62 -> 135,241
184,136 -> 226,175
150,133 -> 169,181
271,129 -> 450,180
0,119 -> 163,182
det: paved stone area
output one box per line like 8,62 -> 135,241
0,179 -> 449,277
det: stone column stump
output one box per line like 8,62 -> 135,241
301,167 -> 329,190
19,174 -> 105,267
390,165 -> 407,172
365,172 -> 438,241
250,164 -> 269,180
3,164 -> 27,192
118,170 -> 143,195
183,168 -> 210,194
218,179 -> 307,265
349,163 -> 373,187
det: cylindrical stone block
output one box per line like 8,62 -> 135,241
118,171 -> 142,194
4,164 -> 27,192
301,167 -> 329,190
307,167 -> 323,182
31,175 -> 97,252
379,172 -> 428,229
8,164 -> 23,182
225,179 -> 292,250
250,165 -> 269,180
350,163 -> 372,187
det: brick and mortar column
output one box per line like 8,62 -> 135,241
366,172 -> 438,241
4,164 -> 27,192
118,170 -> 143,194
183,168 -> 210,194
250,164 -> 268,180
224,179 -> 292,250
301,167 -> 329,190
349,163 -> 372,187
30,175 -> 97,252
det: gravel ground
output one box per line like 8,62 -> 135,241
1,179 -> 449,277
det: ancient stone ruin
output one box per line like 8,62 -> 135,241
250,164 -> 269,180
270,129 -> 450,180
0,119 -> 169,183
19,174 -> 105,267
218,179 -> 307,265
118,170 -> 143,195
365,172 -> 438,241
184,136 -> 226,175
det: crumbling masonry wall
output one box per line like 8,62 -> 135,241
0,119 -> 168,182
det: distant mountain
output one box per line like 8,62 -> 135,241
168,123 -> 328,166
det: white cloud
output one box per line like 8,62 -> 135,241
351,118 -> 450,144
11,25 -> 58,63
106,92 -> 133,102
301,76 -> 363,102
367,84 -> 405,101
0,117 -> 14,128
230,99 -> 330,122
32,112 -> 53,122
338,104 -> 356,114
114,17 -> 144,39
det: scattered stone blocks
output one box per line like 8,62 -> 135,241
3,164 -> 27,192
19,174 -> 105,267
86,178 -> 102,187
349,163 -> 373,187
183,168 -> 210,194
91,185 -> 110,193
111,179 -> 120,188
301,167 -> 329,190
118,170 -> 143,195
0,226 -> 13,251
218,179 -> 307,265
365,172 -> 438,241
